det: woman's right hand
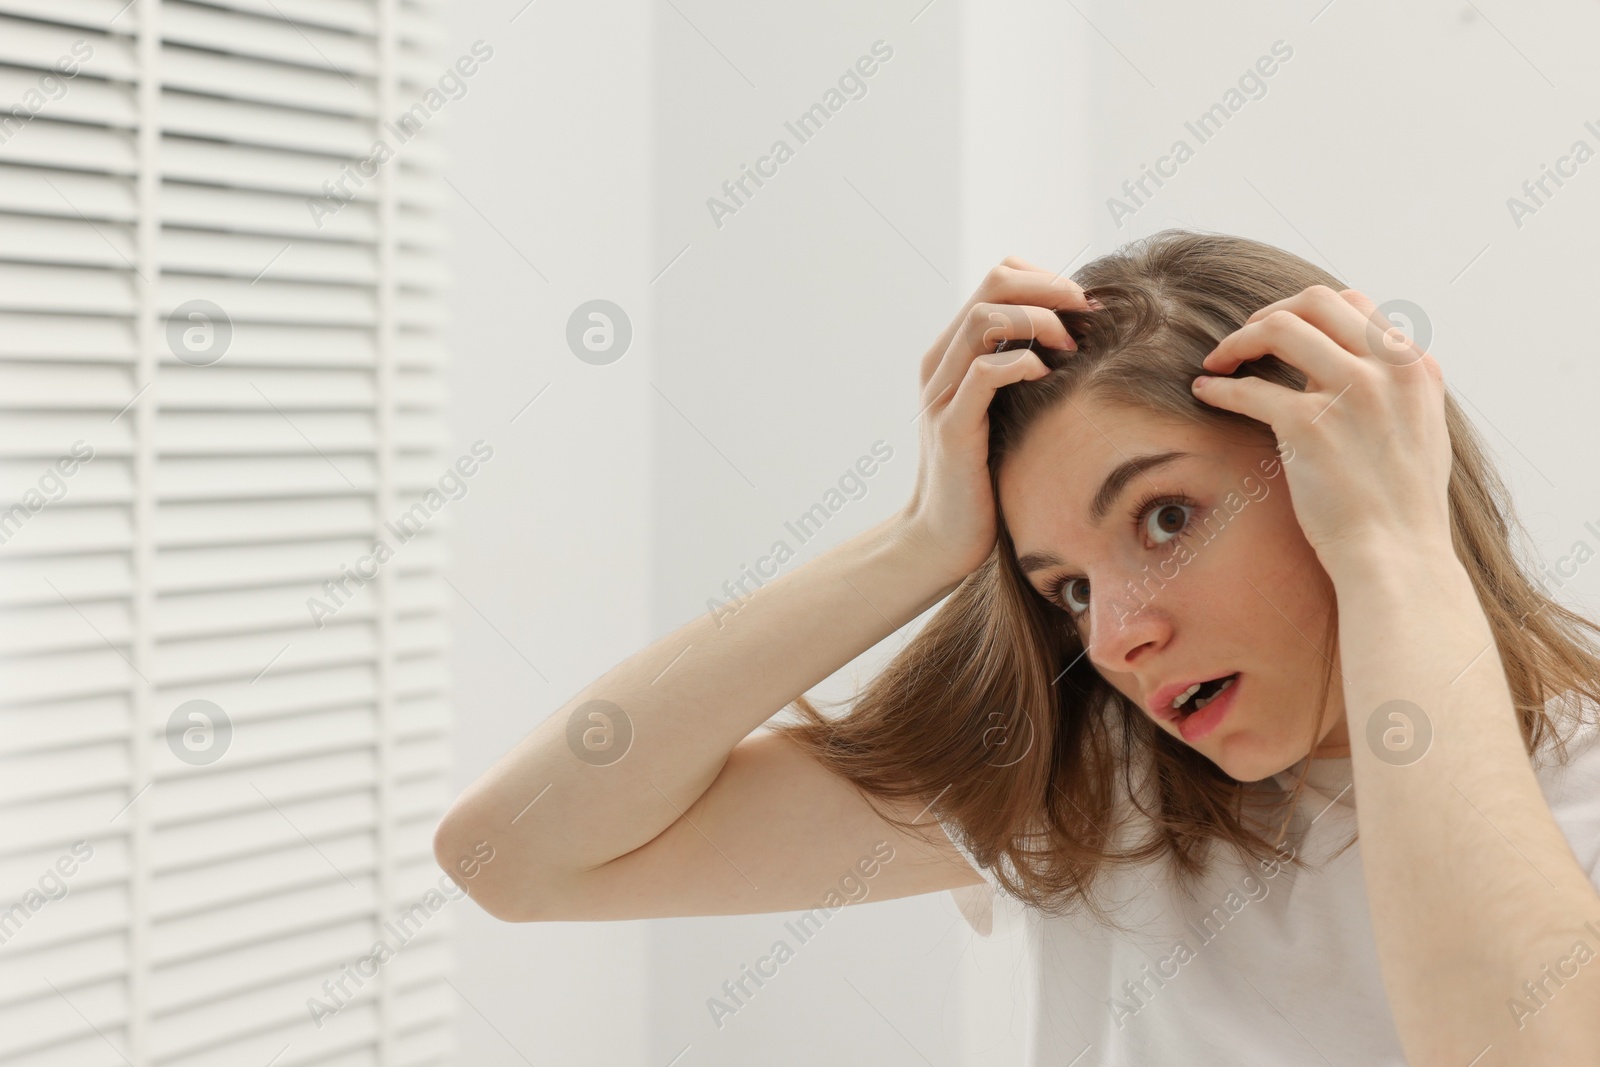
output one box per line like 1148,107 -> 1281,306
895,256 -> 1094,583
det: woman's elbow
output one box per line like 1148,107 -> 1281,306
432,811 -> 540,923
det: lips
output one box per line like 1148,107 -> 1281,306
1148,672 -> 1240,722
1177,674 -> 1241,742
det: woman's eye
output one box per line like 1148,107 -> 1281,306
1062,577 -> 1090,614
1145,502 -> 1192,545
1044,498 -> 1193,616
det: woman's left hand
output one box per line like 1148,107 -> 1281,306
1190,284 -> 1454,574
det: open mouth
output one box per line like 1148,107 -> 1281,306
1171,673 -> 1239,718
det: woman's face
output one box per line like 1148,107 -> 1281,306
998,391 -> 1351,781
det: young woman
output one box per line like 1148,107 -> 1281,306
435,230 -> 1600,1065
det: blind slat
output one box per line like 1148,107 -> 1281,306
0,0 -> 453,1059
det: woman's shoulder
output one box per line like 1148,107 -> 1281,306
934,760 -> 1166,940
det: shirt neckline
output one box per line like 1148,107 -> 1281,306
1273,753 -> 1356,812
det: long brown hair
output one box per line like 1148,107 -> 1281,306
769,228 -> 1600,931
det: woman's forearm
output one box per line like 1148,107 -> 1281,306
433,511 -> 963,919
1327,539 -> 1600,1066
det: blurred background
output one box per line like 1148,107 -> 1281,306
1,0 -> 1598,1063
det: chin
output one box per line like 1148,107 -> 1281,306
1204,737 -> 1301,785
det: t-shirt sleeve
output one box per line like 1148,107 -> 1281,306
1534,692 -> 1600,894
935,810 -> 1000,939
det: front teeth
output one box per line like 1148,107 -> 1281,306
1190,675 -> 1237,713
1171,674 -> 1238,715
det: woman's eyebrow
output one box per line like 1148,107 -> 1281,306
1088,450 -> 1191,524
1016,450 -> 1193,576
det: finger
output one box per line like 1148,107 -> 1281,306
1002,256 -> 1098,303
923,302 -> 1074,412
983,263 -> 1090,312
1190,371 -> 1305,428
1201,309 -> 1354,389
999,254 -> 1051,273
1336,288 -> 1378,316
941,348 -> 1049,428
1242,284 -> 1402,363
1335,289 -> 1428,366
924,262 -> 1091,367
1244,284 -> 1356,325
957,301 -> 1076,356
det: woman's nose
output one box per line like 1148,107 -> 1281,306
1086,578 -> 1171,671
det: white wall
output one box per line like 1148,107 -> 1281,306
645,3 -> 976,1063
437,0 -> 656,1063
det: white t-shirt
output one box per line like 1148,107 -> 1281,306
937,695 -> 1600,1066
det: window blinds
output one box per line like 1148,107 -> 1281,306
0,0 -> 454,1063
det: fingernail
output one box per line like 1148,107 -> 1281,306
1192,375 -> 1213,387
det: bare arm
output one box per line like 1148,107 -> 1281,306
1198,286 -> 1600,1065
434,258 -> 1092,922
513,689 -> 992,922
1333,545 -> 1600,1065
433,514 -> 976,920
